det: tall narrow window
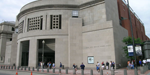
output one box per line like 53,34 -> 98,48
50,15 -> 61,29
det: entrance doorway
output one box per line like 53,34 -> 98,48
38,39 -> 55,68
21,40 -> 29,66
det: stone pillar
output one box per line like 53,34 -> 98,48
68,18 -> 83,67
42,14 -> 47,30
0,34 -> 7,57
47,14 -> 50,30
16,41 -> 22,67
28,38 -> 38,68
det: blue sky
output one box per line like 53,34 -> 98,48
0,0 -> 150,38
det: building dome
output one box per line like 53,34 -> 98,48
20,0 -> 79,12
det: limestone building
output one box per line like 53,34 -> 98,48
0,0 -> 148,68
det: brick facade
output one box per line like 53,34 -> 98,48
117,0 -> 149,41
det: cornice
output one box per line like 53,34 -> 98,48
17,0 -> 105,21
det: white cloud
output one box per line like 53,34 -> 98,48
126,0 -> 150,38
0,0 -> 150,38
0,0 -> 35,22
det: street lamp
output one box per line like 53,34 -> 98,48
42,40 -> 45,72
127,0 -> 138,75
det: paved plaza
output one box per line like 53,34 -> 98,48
0,68 -> 150,75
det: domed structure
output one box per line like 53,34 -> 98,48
0,0 -> 135,69
14,0 -> 129,68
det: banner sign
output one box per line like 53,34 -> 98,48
135,45 -> 142,56
127,45 -> 134,56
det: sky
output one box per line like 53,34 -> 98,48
0,0 -> 150,38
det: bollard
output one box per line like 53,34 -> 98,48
17,66 -> 19,70
111,69 -> 115,75
1,66 -> 2,69
21,67 -> 23,70
28,67 -> 30,71
11,66 -> 13,69
24,67 -> 26,71
90,69 -> 93,75
32,67 -> 34,71
81,69 -> 84,75
134,68 -> 138,75
140,67 -> 144,74
47,68 -> 49,72
100,69 -> 103,75
124,69 -> 127,75
62,65 -> 64,69
6,66 -> 7,69
59,69 -> 61,73
73,69 -> 76,74
66,68 -> 68,74
53,68 -> 55,73
37,67 -> 39,72
14,66 -> 16,70
8,66 -> 10,69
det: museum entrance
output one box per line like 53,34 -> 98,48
21,40 -> 29,66
38,39 -> 55,68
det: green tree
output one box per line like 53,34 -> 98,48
122,37 -> 144,60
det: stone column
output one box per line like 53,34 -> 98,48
68,18 -> 83,67
0,34 -> 7,57
47,14 -> 50,30
42,14 -> 47,30
16,41 -> 22,67
28,38 -> 38,67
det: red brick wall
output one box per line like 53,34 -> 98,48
117,0 -> 149,41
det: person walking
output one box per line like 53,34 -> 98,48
73,63 -> 77,72
80,63 -> 85,70
112,61 -> 115,70
52,63 -> 55,68
60,62 -> 62,68
139,59 -> 142,66
97,62 -> 100,70
49,62 -> 51,69
106,61 -> 109,70
101,61 -> 105,70
96,65 -> 100,72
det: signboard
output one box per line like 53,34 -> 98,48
127,45 -> 134,56
135,45 -> 142,56
88,56 -> 94,64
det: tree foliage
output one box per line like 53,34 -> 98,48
122,37 -> 144,60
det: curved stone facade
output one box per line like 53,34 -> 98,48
14,0 -> 128,68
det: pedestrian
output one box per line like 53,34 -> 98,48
139,59 -> 142,66
47,62 -> 49,68
106,61 -> 109,70
96,65 -> 100,72
60,62 -> 62,68
80,63 -> 85,70
127,60 -> 130,69
101,61 -> 105,70
73,63 -> 77,72
110,61 -> 112,70
49,62 -> 51,69
97,62 -> 100,70
143,59 -> 147,66
112,61 -> 115,70
52,63 -> 55,68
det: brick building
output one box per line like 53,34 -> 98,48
117,0 -> 149,41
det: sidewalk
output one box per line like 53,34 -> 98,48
0,68 -> 150,75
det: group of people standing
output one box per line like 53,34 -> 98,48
72,63 -> 85,72
96,61 -> 115,72
39,61 -> 55,69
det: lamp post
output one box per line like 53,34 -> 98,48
127,0 -> 137,69
42,40 -> 45,72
